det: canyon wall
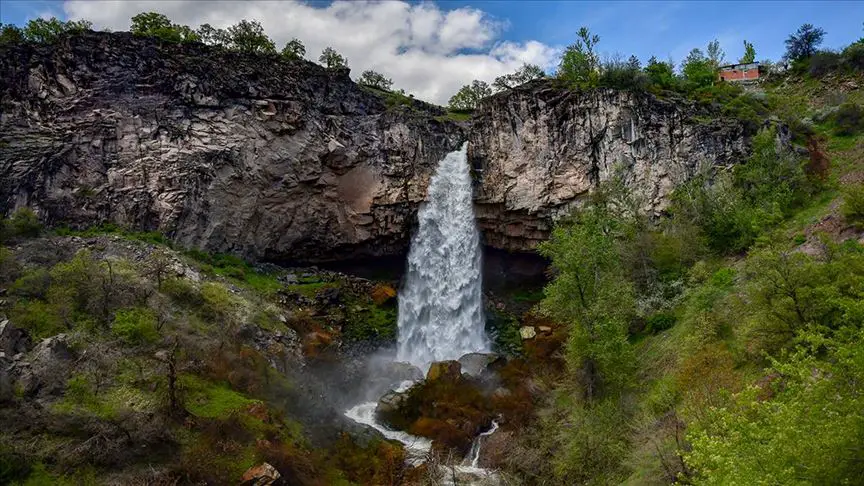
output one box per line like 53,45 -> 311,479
1,32 -> 748,262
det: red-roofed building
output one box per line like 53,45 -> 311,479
719,62 -> 761,82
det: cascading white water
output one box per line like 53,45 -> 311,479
396,143 -> 488,370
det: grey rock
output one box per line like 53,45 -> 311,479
458,352 -> 504,377
0,319 -> 32,357
469,81 -> 749,251
18,333 -> 75,397
1,34 -> 749,263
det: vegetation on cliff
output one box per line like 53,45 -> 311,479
495,50 -> 864,484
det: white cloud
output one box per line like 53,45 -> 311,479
62,0 -> 560,104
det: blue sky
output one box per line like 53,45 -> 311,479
3,0 -> 861,63
1,1 -> 862,103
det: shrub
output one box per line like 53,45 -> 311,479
841,41 -> 864,71
841,184 -> 864,227
598,57 -> 648,91
645,312 -> 676,334
807,50 -> 842,77
8,208 -> 41,238
161,277 -> 202,305
10,300 -> 64,339
833,102 -> 864,136
10,268 -> 51,298
112,308 -> 160,345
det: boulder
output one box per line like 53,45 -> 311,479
519,326 -> 536,340
376,389 -> 410,417
458,353 -> 505,377
241,462 -> 281,485
0,319 -> 31,358
426,360 -> 462,382
19,333 -> 75,397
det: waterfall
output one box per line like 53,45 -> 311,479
396,143 -> 488,370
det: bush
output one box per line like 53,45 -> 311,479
10,300 -> 64,339
807,50 -> 842,77
598,58 -> 648,91
645,312 -> 676,334
841,184 -> 864,227
8,208 -> 41,238
841,42 -> 864,71
112,308 -> 160,345
833,102 -> 864,136
161,277 -> 202,305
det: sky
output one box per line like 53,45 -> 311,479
1,0 -> 862,104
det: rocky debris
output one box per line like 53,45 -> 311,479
241,462 -> 281,485
426,360 -> 462,382
16,333 -> 75,397
519,326 -> 536,340
237,323 -> 303,372
0,319 -> 31,359
469,81 -> 749,250
458,352 -> 505,378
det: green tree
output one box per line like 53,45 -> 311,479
681,48 -> 716,89
740,40 -> 756,63
784,23 -> 825,61
319,46 -> 347,68
281,37 -> 305,60
706,39 -> 725,67
196,23 -> 230,46
226,19 -> 275,53
130,12 -> 199,43
644,56 -> 677,90
538,184 -> 637,399
557,26 -> 601,88
0,23 -> 24,45
492,63 -> 545,91
22,17 -> 91,43
448,80 -> 492,111
357,70 -> 393,90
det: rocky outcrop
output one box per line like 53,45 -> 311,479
469,80 -> 749,250
1,33 -> 749,262
0,31 -> 463,263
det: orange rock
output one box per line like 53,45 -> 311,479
240,462 -> 280,485
426,360 -> 462,382
371,284 -> 397,305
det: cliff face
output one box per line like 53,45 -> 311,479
0,31 -> 463,263
469,81 -> 749,250
1,32 -> 748,262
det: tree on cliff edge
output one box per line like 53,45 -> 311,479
448,80 -> 492,111
319,47 -> 348,68
785,23 -> 825,61
131,12 -> 198,43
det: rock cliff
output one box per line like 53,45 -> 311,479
0,32 -> 749,262
0,31 -> 463,263
469,81 -> 749,250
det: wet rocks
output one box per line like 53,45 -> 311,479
426,360 -> 462,382
458,352 -> 505,378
